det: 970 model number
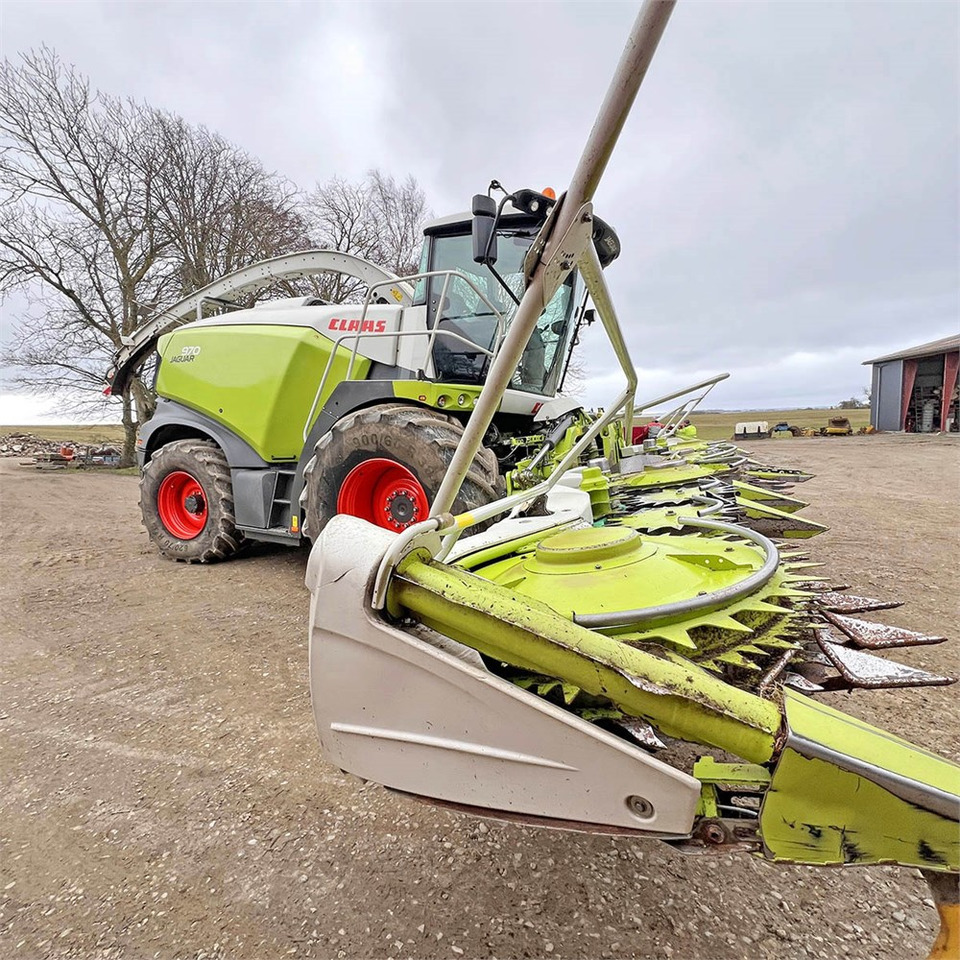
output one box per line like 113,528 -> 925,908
170,345 -> 201,364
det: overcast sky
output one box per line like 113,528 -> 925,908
0,0 -> 957,422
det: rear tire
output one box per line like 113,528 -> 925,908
301,403 -> 501,540
140,439 -> 245,563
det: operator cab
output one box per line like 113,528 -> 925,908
415,189 -> 619,396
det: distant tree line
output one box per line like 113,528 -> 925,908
835,388 -> 871,410
0,49 -> 429,463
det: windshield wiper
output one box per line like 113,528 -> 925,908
480,193 -> 523,307
486,261 -> 521,306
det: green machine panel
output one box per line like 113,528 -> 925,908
157,324 -> 370,461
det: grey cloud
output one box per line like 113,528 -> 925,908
1,0 -> 956,419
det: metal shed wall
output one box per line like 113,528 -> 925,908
871,360 -> 903,431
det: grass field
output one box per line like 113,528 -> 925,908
1,424 -> 126,444
669,407 -> 872,441
2,408 -> 873,446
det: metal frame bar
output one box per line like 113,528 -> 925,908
301,269 -> 508,442
428,1 -> 676,521
632,373 -> 731,416
370,1 -> 679,600
302,328 -> 499,443
577,238 -> 638,443
196,295 -> 246,322
432,233 -> 637,559
362,269 -> 507,365
432,368 -> 734,555
633,372 -> 730,440
107,249 -> 414,394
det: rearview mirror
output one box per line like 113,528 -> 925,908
472,194 -> 498,265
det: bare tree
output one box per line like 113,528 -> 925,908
304,170 -> 429,301
0,50 -> 171,462
366,171 -> 429,277
0,49 -> 309,464
559,352 -> 588,400
151,114 -> 309,295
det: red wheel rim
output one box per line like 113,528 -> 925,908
337,458 -> 429,531
157,470 -> 208,540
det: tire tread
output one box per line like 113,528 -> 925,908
140,439 -> 244,563
301,404 -> 502,540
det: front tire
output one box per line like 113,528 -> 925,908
140,439 -> 245,563
300,403 -> 501,540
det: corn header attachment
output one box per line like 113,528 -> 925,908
307,2 -> 959,953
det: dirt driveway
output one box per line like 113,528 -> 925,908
1,434 -> 957,959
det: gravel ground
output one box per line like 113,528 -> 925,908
1,433 -> 957,959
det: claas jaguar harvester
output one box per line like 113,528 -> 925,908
106,184 -> 627,561
106,113 -> 817,558
302,3 -> 958,956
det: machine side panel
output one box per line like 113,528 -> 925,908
761,691 -> 959,870
231,468 -> 277,529
139,399 -> 270,469
306,516 -> 700,835
156,324 -> 371,461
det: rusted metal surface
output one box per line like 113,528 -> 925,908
823,610 -> 947,650
743,512 -> 828,539
744,478 -> 792,491
783,672 -> 824,693
615,717 -> 667,750
668,818 -> 762,855
796,580 -> 850,593
816,591 -> 903,614
815,628 -> 956,689
758,648 -> 797,696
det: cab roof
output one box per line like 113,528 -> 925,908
422,201 -> 535,236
